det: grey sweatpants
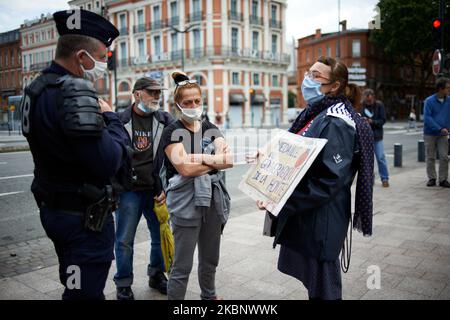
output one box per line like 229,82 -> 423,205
424,135 -> 449,182
167,208 -> 222,300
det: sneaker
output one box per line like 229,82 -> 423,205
149,272 -> 168,295
116,286 -> 134,300
427,179 -> 437,187
382,180 -> 390,188
439,180 -> 450,188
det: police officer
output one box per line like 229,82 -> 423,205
20,9 -> 128,300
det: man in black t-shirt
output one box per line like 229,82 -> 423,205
114,78 -> 174,300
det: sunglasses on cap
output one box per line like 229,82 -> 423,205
177,79 -> 197,86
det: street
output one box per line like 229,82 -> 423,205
0,126 -> 429,250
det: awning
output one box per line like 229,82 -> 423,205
252,93 -> 267,105
117,99 -> 131,107
229,93 -> 246,104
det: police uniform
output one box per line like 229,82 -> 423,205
21,10 -> 127,300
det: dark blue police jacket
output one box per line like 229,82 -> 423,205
274,104 -> 359,262
29,61 -> 129,190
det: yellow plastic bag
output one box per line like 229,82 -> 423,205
154,202 -> 174,273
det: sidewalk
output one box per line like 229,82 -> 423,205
0,165 -> 449,300
0,131 -> 28,153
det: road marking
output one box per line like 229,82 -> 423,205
0,191 -> 24,197
0,174 -> 33,180
0,162 -> 6,165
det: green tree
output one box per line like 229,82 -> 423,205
370,0 -> 450,99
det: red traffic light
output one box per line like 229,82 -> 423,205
107,51 -> 113,58
433,19 -> 442,29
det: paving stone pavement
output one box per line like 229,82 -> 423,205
0,166 -> 449,300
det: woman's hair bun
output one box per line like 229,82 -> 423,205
171,71 -> 190,85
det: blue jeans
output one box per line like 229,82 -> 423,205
113,190 -> 164,288
374,140 -> 389,182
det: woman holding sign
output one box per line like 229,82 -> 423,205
254,57 -> 374,300
160,71 -> 233,300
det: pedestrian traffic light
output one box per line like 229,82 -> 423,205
432,18 -> 443,50
107,50 -> 116,70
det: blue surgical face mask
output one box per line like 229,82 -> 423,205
301,75 -> 326,105
137,101 -> 154,114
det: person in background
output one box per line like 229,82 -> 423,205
423,78 -> 450,188
362,88 -> 390,188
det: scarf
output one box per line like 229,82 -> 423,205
289,95 -> 374,236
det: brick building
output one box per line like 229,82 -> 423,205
297,23 -> 435,119
0,29 -> 22,118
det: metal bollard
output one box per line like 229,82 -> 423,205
394,143 -> 403,167
418,140 -> 425,162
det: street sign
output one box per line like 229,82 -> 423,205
432,49 -> 442,75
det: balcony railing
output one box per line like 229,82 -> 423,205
249,15 -> 263,26
117,46 -> 290,68
229,10 -> 243,22
133,24 -> 148,33
167,16 -> 180,27
270,19 -> 282,29
188,11 -> 204,23
151,20 -> 164,30
118,27 -> 129,36
29,61 -> 51,72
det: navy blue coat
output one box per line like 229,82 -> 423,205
28,61 -> 129,189
273,104 -> 359,262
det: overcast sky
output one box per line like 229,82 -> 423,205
0,0 -> 379,40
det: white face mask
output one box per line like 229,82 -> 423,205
137,99 -> 160,114
176,103 -> 203,123
80,50 -> 107,82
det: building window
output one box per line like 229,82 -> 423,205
96,1 -> 100,8
231,27 -> 239,53
171,32 -> 178,51
271,4 -> 277,21
193,0 -> 201,12
272,75 -> 279,87
318,48 -> 322,57
305,50 -> 309,62
138,38 -> 145,57
5,52 -> 8,66
87,4 -> 91,10
193,74 -> 204,85
170,1 -> 178,18
154,35 -> 161,55
231,0 -> 238,13
271,34 -> 277,53
252,0 -> 258,16
137,9 -> 144,26
153,5 -> 161,24
48,29 -> 52,39
352,39 -> 361,57
253,73 -> 260,86
119,81 -> 130,92
11,52 -> 14,66
232,72 -> 240,85
119,13 -> 127,30
193,29 -> 201,56
252,31 -> 259,51
326,45 -> 331,57
120,42 -> 127,64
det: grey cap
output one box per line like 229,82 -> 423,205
133,77 -> 167,92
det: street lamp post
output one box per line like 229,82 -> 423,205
170,25 -> 196,71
